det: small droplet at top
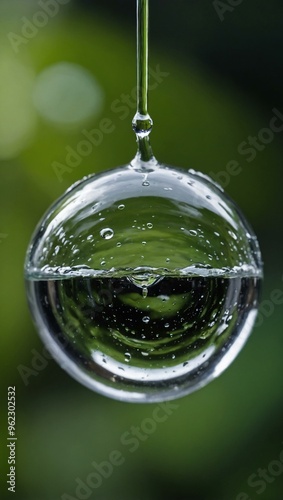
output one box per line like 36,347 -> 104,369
132,112 -> 153,138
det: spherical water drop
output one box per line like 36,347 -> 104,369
25,160 -> 262,404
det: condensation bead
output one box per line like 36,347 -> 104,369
25,158 -> 262,403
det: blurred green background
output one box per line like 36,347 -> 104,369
1,0 -> 283,499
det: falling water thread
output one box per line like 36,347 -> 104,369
132,0 -> 154,163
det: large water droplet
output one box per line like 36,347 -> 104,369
25,159 -> 262,404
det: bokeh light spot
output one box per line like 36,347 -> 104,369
32,62 -> 104,129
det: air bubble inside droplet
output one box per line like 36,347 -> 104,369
100,228 -> 114,240
158,295 -> 169,302
142,316 -> 150,324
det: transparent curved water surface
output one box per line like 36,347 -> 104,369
25,161 -> 262,402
